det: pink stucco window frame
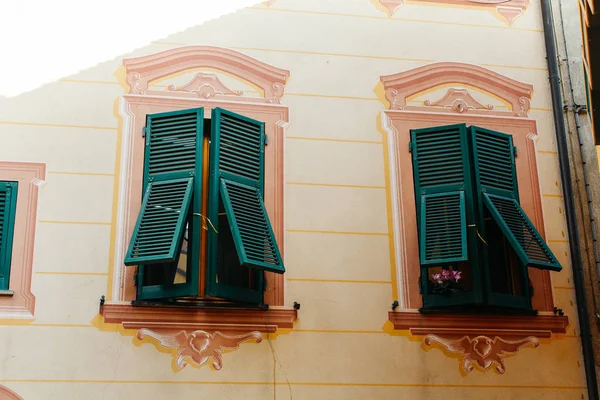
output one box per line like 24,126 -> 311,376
0,161 -> 45,319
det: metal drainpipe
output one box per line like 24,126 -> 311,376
541,1 -> 599,398
557,0 -> 600,282
572,107 -> 600,281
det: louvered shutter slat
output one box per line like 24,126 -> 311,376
125,178 -> 194,265
412,124 -> 472,265
220,179 -> 284,273
471,126 -> 561,272
125,108 -> 203,267
483,194 -> 561,271
208,108 -> 285,275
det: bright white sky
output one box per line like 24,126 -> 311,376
0,0 -> 260,97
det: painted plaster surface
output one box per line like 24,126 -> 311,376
0,0 -> 587,399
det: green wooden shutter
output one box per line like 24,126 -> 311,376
483,193 -> 561,271
411,124 -> 483,308
412,124 -> 472,265
208,108 -> 284,274
220,179 -> 284,273
0,181 -> 18,291
125,108 -> 203,266
470,126 -> 561,272
419,191 -> 467,265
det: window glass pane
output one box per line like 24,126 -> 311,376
485,214 -> 526,296
142,220 -> 191,287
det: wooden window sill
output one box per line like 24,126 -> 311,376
389,310 -> 568,337
100,302 -> 297,333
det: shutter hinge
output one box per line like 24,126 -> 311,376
418,276 -> 423,294
133,273 -> 138,287
408,141 -> 413,153
513,146 -> 518,157
264,134 -> 269,146
263,274 -> 268,292
142,127 -> 148,138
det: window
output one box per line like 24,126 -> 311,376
411,123 -> 561,312
124,107 -> 285,305
0,180 -> 18,292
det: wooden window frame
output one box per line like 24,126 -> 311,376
0,162 -> 45,320
100,46 -> 296,333
380,63 -> 568,338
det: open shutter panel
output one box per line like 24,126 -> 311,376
125,178 -> 194,265
411,124 -> 472,265
0,182 -> 18,290
483,193 -> 561,271
125,108 -> 203,266
470,127 -> 561,272
220,179 -> 284,273
209,108 -> 285,274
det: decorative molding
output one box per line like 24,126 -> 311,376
424,334 -> 539,374
167,73 -> 243,99
137,328 -> 262,370
100,303 -> 297,332
0,162 -> 45,319
0,385 -> 24,400
379,0 -> 405,15
423,88 -> 494,113
123,46 -> 290,104
375,0 -> 529,24
115,95 -> 288,305
389,310 -> 568,337
380,62 -> 533,117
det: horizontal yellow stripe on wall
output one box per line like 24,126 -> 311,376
286,92 -> 380,101
286,229 -> 388,236
0,121 -> 117,131
60,79 -> 121,86
543,194 -> 564,198
538,151 -> 559,155
0,379 -> 585,390
287,182 -> 385,190
553,286 -> 575,290
247,7 -> 545,34
287,278 -> 392,284
151,42 -> 435,63
36,271 -> 109,276
286,136 -> 382,145
48,171 -> 115,177
150,42 -> 547,72
39,220 -> 112,226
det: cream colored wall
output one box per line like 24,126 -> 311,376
0,0 -> 588,399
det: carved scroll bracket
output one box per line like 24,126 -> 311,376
388,311 -> 568,374
424,334 -> 539,374
137,328 -> 262,370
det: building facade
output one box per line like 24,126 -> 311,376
0,1 -> 592,399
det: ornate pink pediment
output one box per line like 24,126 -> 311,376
123,46 -> 290,104
380,62 -> 533,117
376,0 -> 529,24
